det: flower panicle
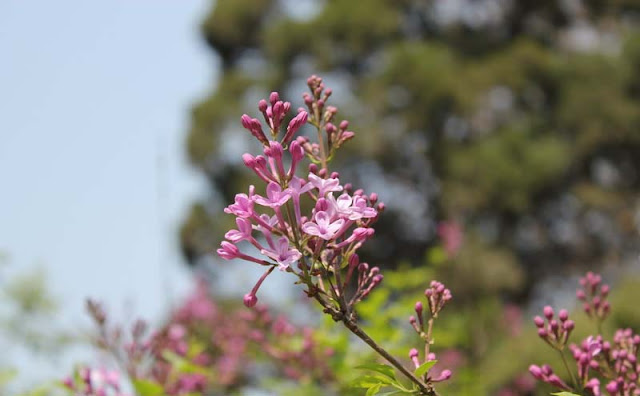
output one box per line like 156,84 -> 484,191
529,273 -> 640,396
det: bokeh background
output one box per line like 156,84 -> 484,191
2,0 -> 640,395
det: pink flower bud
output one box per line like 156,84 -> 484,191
258,99 -> 268,112
533,316 -> 545,328
243,293 -> 258,308
415,301 -> 423,315
339,120 -> 349,130
269,92 -> 279,105
605,380 -> 618,394
543,306 -> 554,320
217,241 -> 239,260
289,140 -> 304,161
529,365 -> 543,380
325,122 -> 336,134
563,320 -> 575,331
433,370 -> 452,382
409,348 -> 419,359
242,153 -> 256,167
349,254 -> 359,268
558,309 -> 568,321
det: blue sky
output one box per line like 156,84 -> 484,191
0,0 -> 217,382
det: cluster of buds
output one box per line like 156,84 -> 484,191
300,75 -> 355,158
600,328 -> 640,395
62,367 -> 129,396
218,77 -> 384,317
408,281 -> 453,385
424,281 -> 452,318
577,271 -> 611,323
528,364 -> 573,392
528,273 -> 640,396
345,254 -> 383,306
533,306 -> 575,350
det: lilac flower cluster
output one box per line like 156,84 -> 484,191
217,76 -> 383,315
529,273 -> 640,396
62,367 -> 130,396
533,306 -> 575,349
217,75 -> 452,396
408,281 -> 453,385
577,271 -> 611,324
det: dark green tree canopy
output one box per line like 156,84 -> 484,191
182,0 -> 640,301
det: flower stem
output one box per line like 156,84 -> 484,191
559,349 -> 579,390
341,316 -> 438,396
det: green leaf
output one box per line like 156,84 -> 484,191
351,375 -> 393,388
133,379 -> 164,396
414,360 -> 438,378
356,363 -> 397,381
551,393 -> 581,396
366,384 -> 382,396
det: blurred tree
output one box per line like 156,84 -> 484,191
182,0 -> 640,300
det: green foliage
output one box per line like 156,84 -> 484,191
133,379 -> 165,396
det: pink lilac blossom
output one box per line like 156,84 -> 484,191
260,236 -> 302,270
217,82 -> 382,310
301,211 -> 345,240
528,273 -> 640,396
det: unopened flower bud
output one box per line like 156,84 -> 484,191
258,99 -> 268,112
533,316 -> 545,328
433,370 -> 452,382
605,381 -> 618,394
339,120 -> 349,130
415,301 -> 423,316
243,293 -> 258,308
269,92 -> 279,105
563,320 -> 575,331
529,365 -> 543,380
558,309 -> 568,321
543,306 -> 554,320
